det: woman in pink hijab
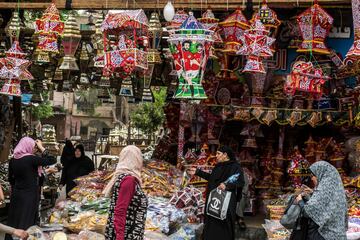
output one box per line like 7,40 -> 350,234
103,145 -> 148,240
5,137 -> 56,240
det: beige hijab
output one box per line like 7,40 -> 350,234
103,145 -> 143,197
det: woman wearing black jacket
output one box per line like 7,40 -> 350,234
6,137 -> 56,240
60,144 -> 95,196
60,139 -> 75,168
190,146 -> 245,240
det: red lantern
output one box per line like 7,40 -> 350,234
284,61 -> 328,98
101,10 -> 148,78
35,3 -> 64,53
237,20 -> 275,73
0,41 -> 33,96
296,0 -> 333,55
219,9 -> 249,54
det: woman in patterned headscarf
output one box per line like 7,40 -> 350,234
292,161 -> 347,240
103,145 -> 148,240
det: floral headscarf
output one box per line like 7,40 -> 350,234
304,161 -> 347,240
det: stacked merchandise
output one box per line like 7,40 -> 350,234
43,160 -> 205,239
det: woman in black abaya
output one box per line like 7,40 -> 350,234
60,144 -> 95,196
60,139 -> 75,167
6,137 -> 56,240
189,146 -> 245,240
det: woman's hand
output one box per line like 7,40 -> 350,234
13,229 -> 28,239
35,140 -> 45,153
295,194 -> 303,203
218,183 -> 226,191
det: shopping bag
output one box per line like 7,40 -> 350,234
206,188 -> 232,220
280,196 -> 301,229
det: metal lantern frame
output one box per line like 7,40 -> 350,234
168,13 -> 214,99
101,10 -> 149,78
59,12 -> 81,71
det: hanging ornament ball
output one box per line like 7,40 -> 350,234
164,1 -> 175,22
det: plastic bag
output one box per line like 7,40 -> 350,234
144,230 -> 169,240
78,230 -> 105,240
347,222 -> 360,240
26,226 -> 47,240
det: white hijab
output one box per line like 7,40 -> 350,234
103,145 -> 143,197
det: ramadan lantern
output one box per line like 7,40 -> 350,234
59,12 -> 81,71
142,12 -> 163,102
5,11 -> 24,42
34,3 -> 64,58
101,10 -> 149,78
284,61 -> 328,99
0,41 -> 33,96
219,9 -> 249,54
296,0 -> 333,55
168,12 -> 214,99
167,10 -> 188,30
345,0 -> 360,66
93,12 -> 105,68
237,20 -> 275,73
251,0 -> 280,36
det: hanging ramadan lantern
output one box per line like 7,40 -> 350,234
5,11 -> 24,43
142,12 -> 163,102
0,41 -> 34,96
296,0 -> 333,55
79,43 -> 90,85
101,10 -> 148,78
345,0 -> 360,64
198,9 -> 221,59
59,12 -> 81,71
284,61 -> 329,98
35,3 -> 64,55
168,12 -> 214,99
167,10 -> 188,30
219,9 -> 249,54
93,12 -> 105,68
237,20 -> 275,73
251,0 -> 280,36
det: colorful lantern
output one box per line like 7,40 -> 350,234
219,9 -> 249,54
296,0 -> 333,55
345,0 -> 360,61
167,10 -> 188,30
284,61 -> 328,98
93,13 -> 105,68
237,20 -> 275,73
251,0 -> 280,35
0,41 -> 33,96
59,12 -> 81,71
35,3 -> 64,54
198,9 -> 219,31
5,11 -> 24,42
142,12 -> 163,102
101,10 -> 149,78
168,12 -> 214,99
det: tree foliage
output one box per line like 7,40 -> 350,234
31,102 -> 54,120
130,88 -> 166,135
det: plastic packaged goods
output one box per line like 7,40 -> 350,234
262,219 -> 291,240
347,222 -> 360,240
78,230 -> 106,240
27,226 -> 47,240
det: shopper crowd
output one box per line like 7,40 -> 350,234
1,138 -> 349,240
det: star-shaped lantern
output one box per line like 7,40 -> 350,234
35,3 -> 64,54
168,12 -> 214,99
219,9 -> 249,54
0,41 -> 34,96
297,0 -> 333,55
237,20 -> 275,73
284,61 -> 328,99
